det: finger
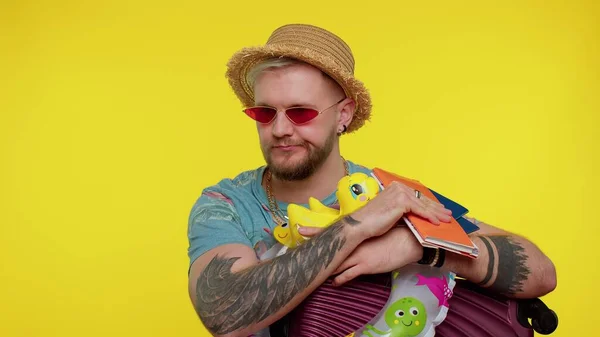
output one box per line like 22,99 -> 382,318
430,200 -> 452,213
333,258 -> 355,275
414,194 -> 454,222
408,195 -> 444,225
298,225 -> 325,237
423,200 -> 453,222
437,209 -> 453,221
333,265 -> 362,286
389,185 -> 447,224
429,202 -> 453,221
414,193 -> 442,210
408,188 -> 450,213
409,195 -> 439,223
425,198 -> 453,215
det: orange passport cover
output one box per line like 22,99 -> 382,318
372,167 -> 477,256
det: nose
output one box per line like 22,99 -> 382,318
271,109 -> 294,138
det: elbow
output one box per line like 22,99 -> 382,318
206,331 -> 231,337
212,330 -> 256,337
544,267 -> 557,295
208,328 -> 249,337
196,312 -> 247,337
538,259 -> 557,296
197,319 -> 232,337
211,332 -> 240,337
193,294 -> 257,337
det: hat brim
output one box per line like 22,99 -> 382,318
225,44 -> 372,134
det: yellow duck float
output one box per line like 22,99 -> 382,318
273,172 -> 381,248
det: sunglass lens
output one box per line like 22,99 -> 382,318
286,108 -> 319,124
244,107 -> 276,123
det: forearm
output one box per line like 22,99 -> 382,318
195,216 -> 363,337
442,234 -> 557,298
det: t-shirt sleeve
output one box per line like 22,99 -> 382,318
187,189 -> 252,269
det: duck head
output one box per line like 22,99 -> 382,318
273,222 -> 294,248
336,172 -> 380,215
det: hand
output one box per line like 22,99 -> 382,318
330,227 -> 423,286
350,181 -> 453,239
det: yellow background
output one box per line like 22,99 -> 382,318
1,0 -> 598,336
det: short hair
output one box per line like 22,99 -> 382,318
246,57 -> 340,92
246,57 -> 299,88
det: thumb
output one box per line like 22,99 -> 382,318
333,265 -> 362,287
298,225 -> 325,237
333,257 -> 355,275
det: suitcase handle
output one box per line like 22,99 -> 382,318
517,298 -> 559,335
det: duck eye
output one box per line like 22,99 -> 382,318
395,310 -> 405,317
281,223 -> 288,228
410,307 -> 419,316
350,184 -> 363,197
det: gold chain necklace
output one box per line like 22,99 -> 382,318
264,157 -> 349,226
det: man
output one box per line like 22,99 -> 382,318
187,24 -> 556,337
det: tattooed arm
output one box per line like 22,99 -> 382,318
188,216 -> 365,337
188,179 -> 454,337
441,217 -> 557,298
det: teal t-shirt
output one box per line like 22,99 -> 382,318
187,160 -> 375,268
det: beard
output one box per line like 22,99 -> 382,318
262,129 -> 337,181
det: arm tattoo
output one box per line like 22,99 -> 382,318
477,235 -> 531,296
478,236 -> 496,286
195,215 -> 360,335
344,215 -> 361,226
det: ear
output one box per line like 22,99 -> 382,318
337,98 -> 356,133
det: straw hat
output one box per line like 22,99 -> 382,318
225,23 -> 372,134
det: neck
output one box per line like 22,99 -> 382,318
266,154 -> 347,205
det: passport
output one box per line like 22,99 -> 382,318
430,189 -> 479,234
372,168 -> 480,258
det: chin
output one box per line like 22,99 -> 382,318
268,154 -> 315,181
270,155 -> 306,171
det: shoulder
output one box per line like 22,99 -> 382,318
225,166 -> 264,188
189,166 -> 265,217
347,160 -> 375,175
198,166 -> 264,199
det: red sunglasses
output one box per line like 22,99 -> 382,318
243,98 -> 345,125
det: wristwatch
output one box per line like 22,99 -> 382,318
418,247 -> 436,265
417,247 -> 446,268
